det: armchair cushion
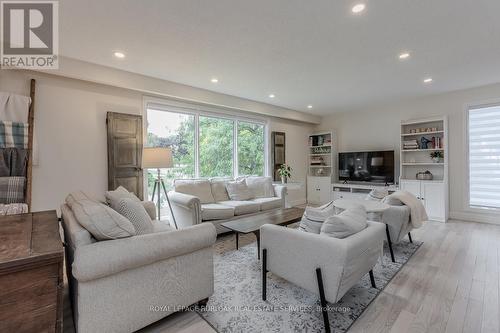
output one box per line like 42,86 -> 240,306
218,200 -> 260,215
66,191 -> 136,240
174,179 -> 214,204
201,203 -> 235,220
298,201 -> 334,234
320,205 -> 367,239
105,186 -> 141,211
115,198 -> 154,235
245,176 -> 274,198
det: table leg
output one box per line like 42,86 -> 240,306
253,230 -> 261,260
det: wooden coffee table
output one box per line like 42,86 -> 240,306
221,207 -> 305,259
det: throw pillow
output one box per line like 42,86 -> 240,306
210,178 -> 231,202
365,188 -> 389,201
320,205 -> 368,239
298,201 -> 335,234
105,186 -> 141,211
115,198 -> 154,235
66,191 -> 136,240
225,179 -> 254,201
245,176 -> 274,198
383,194 -> 404,206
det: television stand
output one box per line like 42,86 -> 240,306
332,182 -> 399,201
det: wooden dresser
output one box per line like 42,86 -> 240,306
0,211 -> 64,332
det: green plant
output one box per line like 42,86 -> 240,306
278,164 -> 292,178
430,151 -> 444,159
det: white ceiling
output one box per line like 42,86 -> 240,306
59,0 -> 500,115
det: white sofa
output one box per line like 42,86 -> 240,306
61,199 -> 216,333
260,221 -> 386,331
168,177 -> 286,234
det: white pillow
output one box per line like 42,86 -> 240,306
225,179 -> 254,201
210,178 -> 231,202
66,191 -> 136,241
298,201 -> 335,234
245,176 -> 274,198
115,198 -> 154,235
365,188 -> 389,201
320,205 -> 368,239
105,186 -> 141,211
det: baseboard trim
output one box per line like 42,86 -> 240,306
450,210 -> 500,225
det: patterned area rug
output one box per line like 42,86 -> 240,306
199,238 -> 422,333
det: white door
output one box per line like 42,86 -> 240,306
400,180 -> 421,199
422,181 -> 445,222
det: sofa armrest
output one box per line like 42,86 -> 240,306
72,223 -> 216,282
141,201 -> 156,220
167,191 -> 202,228
273,184 -> 286,207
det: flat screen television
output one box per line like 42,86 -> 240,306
338,150 -> 395,184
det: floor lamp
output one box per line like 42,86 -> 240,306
143,147 -> 178,229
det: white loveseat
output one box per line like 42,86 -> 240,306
167,176 -> 286,234
61,196 -> 216,333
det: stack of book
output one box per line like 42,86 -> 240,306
403,139 -> 419,150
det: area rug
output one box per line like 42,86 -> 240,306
198,239 -> 422,333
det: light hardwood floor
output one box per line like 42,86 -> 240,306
64,220 -> 500,333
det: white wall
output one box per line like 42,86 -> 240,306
0,70 -> 311,212
316,83 -> 500,224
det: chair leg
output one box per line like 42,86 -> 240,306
385,224 -> 396,263
369,270 -> 376,289
262,249 -> 267,301
408,232 -> 413,243
316,268 -> 331,333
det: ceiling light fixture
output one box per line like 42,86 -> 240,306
399,52 -> 410,60
211,78 -> 219,83
269,94 -> 275,98
307,105 -> 313,109
423,78 -> 433,83
113,51 -> 125,59
352,3 -> 366,13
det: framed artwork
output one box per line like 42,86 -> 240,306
271,132 -> 286,181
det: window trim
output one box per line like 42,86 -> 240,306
466,101 -> 500,212
142,96 -> 269,185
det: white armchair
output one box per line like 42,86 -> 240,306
260,221 -> 386,332
381,204 -> 413,262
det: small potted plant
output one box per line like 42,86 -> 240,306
278,164 -> 292,184
430,151 -> 444,163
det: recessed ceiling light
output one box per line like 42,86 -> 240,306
211,78 -> 219,83
307,105 -> 313,109
352,3 -> 366,13
269,94 -> 275,98
423,78 -> 433,83
399,52 -> 410,60
113,51 -> 125,59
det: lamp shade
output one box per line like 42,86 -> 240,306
143,147 -> 173,169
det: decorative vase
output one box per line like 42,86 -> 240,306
432,157 -> 441,163
281,176 -> 287,184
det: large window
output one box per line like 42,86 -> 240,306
145,102 -> 267,213
468,104 -> 500,209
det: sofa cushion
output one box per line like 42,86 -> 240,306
218,200 -> 260,216
201,203 -> 235,220
320,205 -> 368,239
251,197 -> 282,211
105,186 -> 141,211
115,198 -> 154,235
174,179 -> 214,204
225,179 -> 254,201
66,191 -> 136,240
298,201 -> 334,234
245,176 -> 274,198
210,178 -> 231,202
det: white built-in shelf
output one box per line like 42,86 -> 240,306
309,153 -> 331,156
402,162 -> 445,166
400,178 -> 444,182
402,148 -> 445,152
309,145 -> 332,148
401,130 -> 444,137
310,166 -> 332,168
